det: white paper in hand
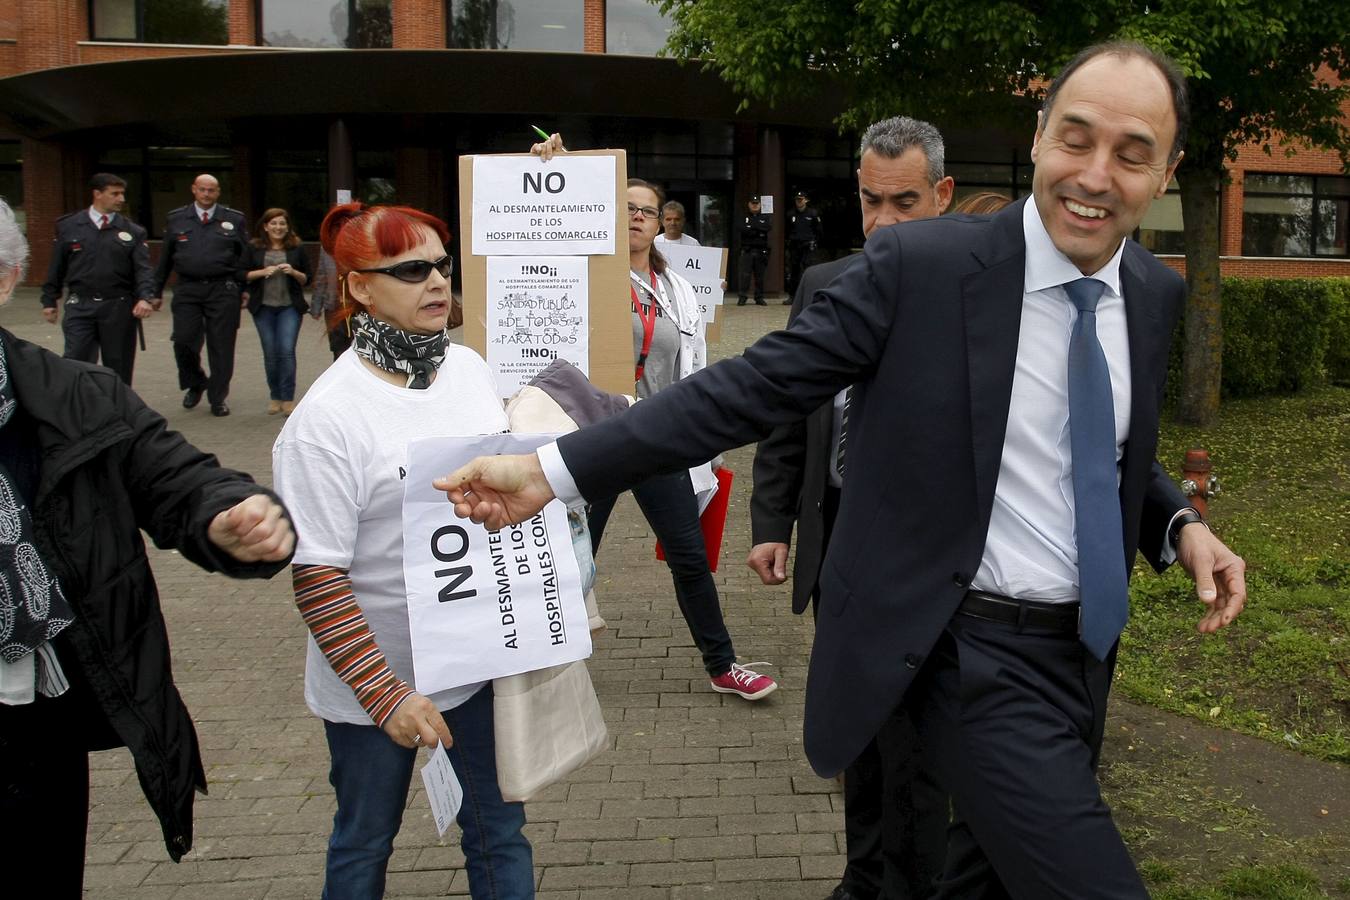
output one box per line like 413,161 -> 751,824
420,742 -> 463,837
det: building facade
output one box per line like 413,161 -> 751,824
0,0 -> 1344,288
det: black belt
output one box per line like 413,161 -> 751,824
958,590 -> 1080,636
69,292 -> 131,302
178,276 -> 234,284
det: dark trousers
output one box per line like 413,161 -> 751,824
911,613 -> 1147,899
787,240 -> 815,295
587,468 -> 736,676
820,485 -> 946,899
738,248 -> 768,301
171,280 -> 241,406
0,648 -> 123,900
62,295 -> 138,385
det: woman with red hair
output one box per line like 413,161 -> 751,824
272,203 -> 534,899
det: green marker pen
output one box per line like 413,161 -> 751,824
530,125 -> 551,141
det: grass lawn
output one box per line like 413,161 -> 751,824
1112,385 -> 1350,896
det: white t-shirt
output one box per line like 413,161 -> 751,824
272,347 -> 509,725
655,232 -> 701,246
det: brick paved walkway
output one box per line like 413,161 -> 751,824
4,289 -> 853,899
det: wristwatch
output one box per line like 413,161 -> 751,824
1168,507 -> 1207,549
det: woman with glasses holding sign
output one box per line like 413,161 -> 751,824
532,134 -> 778,702
272,202 -> 534,899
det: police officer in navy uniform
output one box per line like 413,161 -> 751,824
785,190 -> 824,299
737,195 -> 771,306
41,173 -> 156,385
153,173 -> 249,417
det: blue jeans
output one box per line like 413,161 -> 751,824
321,685 -> 534,899
252,304 -> 301,401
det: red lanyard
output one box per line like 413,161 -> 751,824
631,270 -> 659,382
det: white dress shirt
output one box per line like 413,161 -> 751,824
194,203 -> 216,222
970,199 -> 1130,603
88,206 -> 110,228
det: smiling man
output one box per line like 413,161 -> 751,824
439,42 -> 1247,898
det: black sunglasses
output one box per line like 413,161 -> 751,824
354,254 -> 454,283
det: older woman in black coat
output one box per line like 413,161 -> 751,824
0,198 -> 296,897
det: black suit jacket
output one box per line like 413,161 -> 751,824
559,199 -> 1189,776
750,254 -> 855,614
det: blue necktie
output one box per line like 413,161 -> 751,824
1064,278 -> 1129,660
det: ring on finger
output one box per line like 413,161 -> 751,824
412,733 -> 423,746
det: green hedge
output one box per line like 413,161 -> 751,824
1167,277 -> 1350,400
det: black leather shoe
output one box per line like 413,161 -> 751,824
737,298 -> 747,306
782,298 -> 792,305
754,298 -> 767,306
210,403 -> 230,417
182,387 -> 203,409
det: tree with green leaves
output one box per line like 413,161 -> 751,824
659,0 -> 1349,426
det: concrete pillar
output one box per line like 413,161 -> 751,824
758,127 -> 785,294
328,119 -> 356,206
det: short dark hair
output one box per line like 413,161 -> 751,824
1041,41 -> 1189,163
89,172 -> 127,192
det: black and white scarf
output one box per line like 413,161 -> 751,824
0,338 -> 74,670
350,311 -> 447,390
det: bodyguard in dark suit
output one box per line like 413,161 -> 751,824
40,173 -> 156,385
750,117 -> 954,900
441,43 -> 1248,899
737,196 -> 771,305
153,173 -> 248,417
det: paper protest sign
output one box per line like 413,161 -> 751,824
403,433 -> 591,695
485,256 -> 589,399
658,244 -> 726,329
472,155 -> 616,256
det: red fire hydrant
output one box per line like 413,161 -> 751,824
1180,448 -> 1220,518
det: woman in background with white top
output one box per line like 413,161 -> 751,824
272,202 -> 533,899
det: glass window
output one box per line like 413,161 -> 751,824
357,151 -> 397,205
1242,173 -> 1347,257
448,1 -> 583,51
1137,179 -> 1187,255
262,0 -> 392,49
606,0 -> 672,56
90,0 -> 228,45
0,141 -> 22,234
264,150 -> 328,240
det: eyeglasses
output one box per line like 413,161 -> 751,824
354,254 -> 454,283
627,202 -> 661,219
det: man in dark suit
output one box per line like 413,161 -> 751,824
750,116 -> 954,900
439,42 -> 1247,899
40,173 -> 156,385
153,173 -> 249,417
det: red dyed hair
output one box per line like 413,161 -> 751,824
319,202 -> 452,328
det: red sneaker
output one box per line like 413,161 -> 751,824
710,662 -> 778,700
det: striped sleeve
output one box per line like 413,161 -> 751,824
291,564 -> 414,727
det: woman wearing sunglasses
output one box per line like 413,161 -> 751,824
242,208 -> 311,415
272,202 -> 533,899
